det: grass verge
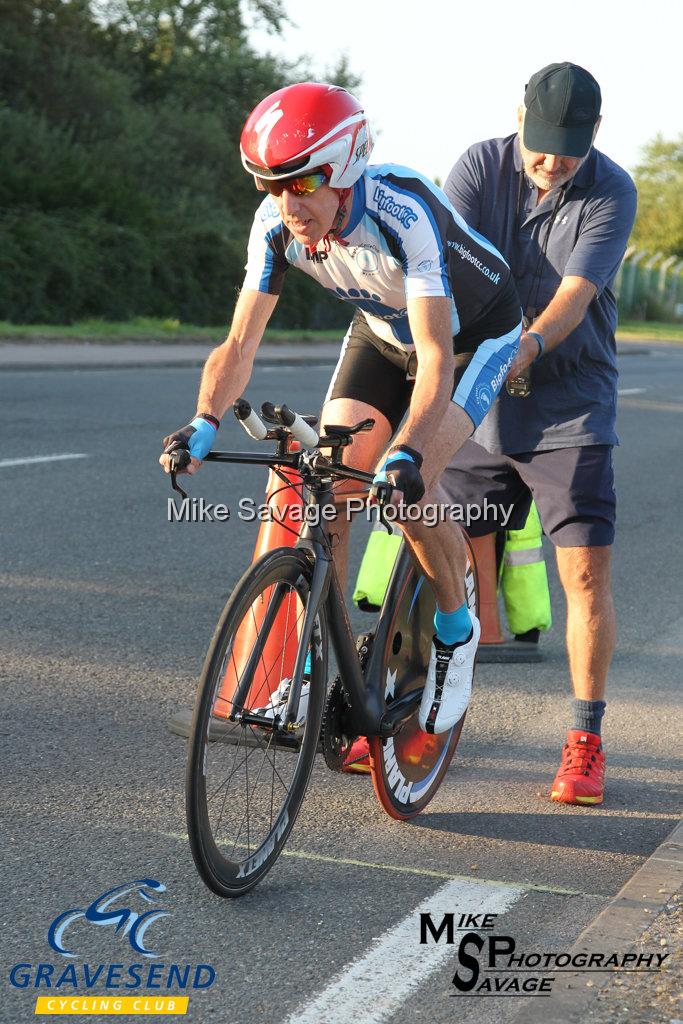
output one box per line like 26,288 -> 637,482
0,317 -> 681,344
0,318 -> 341,344
615,319 -> 683,342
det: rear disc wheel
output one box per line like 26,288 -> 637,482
369,534 -> 478,819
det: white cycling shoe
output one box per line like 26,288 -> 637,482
418,611 -> 480,734
254,678 -> 309,727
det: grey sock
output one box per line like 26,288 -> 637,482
572,699 -> 606,736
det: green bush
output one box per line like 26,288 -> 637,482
0,0 -> 359,326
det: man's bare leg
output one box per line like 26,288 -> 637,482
550,544 -> 613,805
398,402 -> 474,611
320,398 -> 474,611
555,545 -> 615,701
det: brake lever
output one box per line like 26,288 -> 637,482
369,480 -> 394,533
168,450 -> 190,500
170,469 -> 188,501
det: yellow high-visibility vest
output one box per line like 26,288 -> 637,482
500,502 -> 552,634
352,503 -> 552,635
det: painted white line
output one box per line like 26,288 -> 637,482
159,831 -> 598,896
617,387 -> 646,396
285,878 -> 523,1024
0,453 -> 88,469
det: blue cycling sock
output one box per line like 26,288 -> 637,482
304,650 -> 312,677
434,602 -> 471,646
571,699 -> 606,736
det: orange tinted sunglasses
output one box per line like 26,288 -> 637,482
256,171 -> 328,197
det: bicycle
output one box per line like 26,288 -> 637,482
168,398 -> 479,897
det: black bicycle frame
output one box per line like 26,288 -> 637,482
201,447 -> 421,739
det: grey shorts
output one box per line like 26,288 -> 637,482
443,440 -> 616,547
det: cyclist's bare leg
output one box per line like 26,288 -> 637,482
396,403 -> 474,613
320,397 -> 474,614
320,397 -> 392,592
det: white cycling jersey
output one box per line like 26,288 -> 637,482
243,163 -> 513,351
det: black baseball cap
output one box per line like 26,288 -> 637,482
523,62 -> 602,158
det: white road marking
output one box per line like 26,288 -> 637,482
159,831 -> 600,896
285,878 -> 523,1024
617,387 -> 646,395
0,453 -> 88,468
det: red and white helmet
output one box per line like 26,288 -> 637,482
240,82 -> 374,189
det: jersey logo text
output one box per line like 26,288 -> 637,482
373,187 -> 418,228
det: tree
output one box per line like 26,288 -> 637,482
0,0 -> 360,326
631,134 -> 683,258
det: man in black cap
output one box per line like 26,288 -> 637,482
443,62 -> 637,806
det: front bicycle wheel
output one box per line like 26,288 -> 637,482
186,546 -> 326,897
368,534 -> 479,820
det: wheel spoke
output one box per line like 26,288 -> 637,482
186,550 -> 324,894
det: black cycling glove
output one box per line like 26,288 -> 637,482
373,445 -> 425,505
162,415 -> 219,464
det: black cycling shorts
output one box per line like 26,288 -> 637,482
324,278 -> 522,433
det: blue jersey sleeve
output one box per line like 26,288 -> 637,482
243,198 -> 289,295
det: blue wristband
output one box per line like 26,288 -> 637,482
526,331 -> 545,360
383,451 -> 417,471
188,417 -> 217,460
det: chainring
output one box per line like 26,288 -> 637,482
321,678 -> 356,772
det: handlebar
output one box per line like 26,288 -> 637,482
234,398 -> 268,441
260,402 -> 319,448
166,396 -> 397,528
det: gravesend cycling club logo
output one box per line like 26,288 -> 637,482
8,877 -> 217,1016
419,911 -> 670,997
48,879 -> 170,958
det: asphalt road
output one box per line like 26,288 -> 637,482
1,346 -> 681,1023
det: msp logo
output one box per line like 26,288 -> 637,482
475,384 -> 493,411
418,912 -> 671,998
48,880 -> 170,959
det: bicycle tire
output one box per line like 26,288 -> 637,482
368,534 -> 479,820
186,546 -> 326,896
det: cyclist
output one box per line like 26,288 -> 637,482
160,82 -> 522,740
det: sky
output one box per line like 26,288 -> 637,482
247,0 -> 682,181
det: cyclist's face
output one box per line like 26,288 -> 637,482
273,183 -> 340,246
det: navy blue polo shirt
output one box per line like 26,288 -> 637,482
444,134 -> 637,453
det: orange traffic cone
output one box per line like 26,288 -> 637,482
215,445 -> 305,716
468,533 -> 504,645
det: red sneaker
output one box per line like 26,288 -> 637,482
342,736 -> 371,774
551,730 -> 605,805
